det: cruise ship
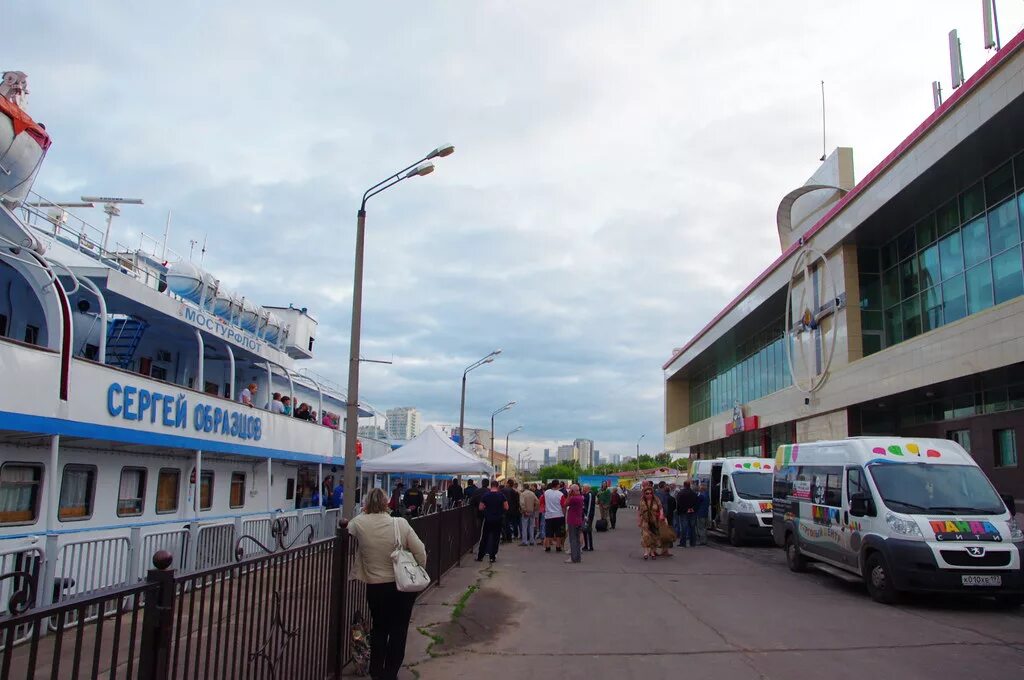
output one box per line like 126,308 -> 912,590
0,71 -> 389,614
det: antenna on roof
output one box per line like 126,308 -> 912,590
200,234 -> 208,264
932,81 -> 944,110
982,0 -> 1001,51
818,80 -> 826,162
949,29 -> 965,89
80,195 -> 144,252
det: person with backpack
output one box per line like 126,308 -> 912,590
675,481 -> 699,547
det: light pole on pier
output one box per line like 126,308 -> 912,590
343,144 -> 455,519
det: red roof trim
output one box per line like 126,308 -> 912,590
663,28 -> 1024,372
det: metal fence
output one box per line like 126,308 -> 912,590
0,503 -> 478,679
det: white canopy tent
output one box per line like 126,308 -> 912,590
361,425 -> 492,475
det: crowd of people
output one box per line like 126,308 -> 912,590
237,381 -> 342,429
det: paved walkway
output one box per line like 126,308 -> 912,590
403,509 -> 1024,680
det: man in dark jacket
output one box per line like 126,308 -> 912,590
447,478 -> 464,508
675,481 -> 698,547
501,480 -> 521,542
463,480 -> 477,506
581,484 -> 598,551
403,483 -> 424,517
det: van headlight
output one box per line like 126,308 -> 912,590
1009,516 -> 1024,542
736,500 -> 755,513
885,512 -> 923,537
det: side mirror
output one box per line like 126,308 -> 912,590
721,490 -> 734,503
1000,493 -> 1016,517
850,493 -> 876,518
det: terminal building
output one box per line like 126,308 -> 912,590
663,31 -> 1024,498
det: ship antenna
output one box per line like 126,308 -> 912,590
200,234 -> 208,264
819,80 -> 826,162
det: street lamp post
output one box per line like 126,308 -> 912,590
343,144 -> 455,519
504,425 -> 523,478
490,401 -> 516,476
636,434 -> 646,479
458,350 -> 501,450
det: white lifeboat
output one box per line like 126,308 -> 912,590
239,298 -> 260,333
261,312 -> 284,344
165,261 -> 217,306
212,287 -> 240,320
0,72 -> 50,206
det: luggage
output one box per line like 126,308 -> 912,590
595,519 -> 609,532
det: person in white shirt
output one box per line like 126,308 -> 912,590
270,392 -> 285,414
542,480 -> 566,553
239,382 -> 257,407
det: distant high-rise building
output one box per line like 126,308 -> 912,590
358,424 -> 387,440
612,454 -> 622,465
593,449 -> 602,466
543,448 -> 552,466
557,444 -> 576,463
385,407 -> 419,441
574,439 -> 594,468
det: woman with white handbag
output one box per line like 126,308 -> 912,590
348,487 -> 429,680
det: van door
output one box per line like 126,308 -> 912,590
710,464 -> 723,527
842,466 -> 871,571
799,465 -> 845,563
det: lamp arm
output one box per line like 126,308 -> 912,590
361,155 -> 430,208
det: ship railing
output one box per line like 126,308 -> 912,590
0,545 -> 44,647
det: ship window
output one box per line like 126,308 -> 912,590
84,344 -> 99,361
156,469 -> 180,514
200,470 -> 214,511
230,472 -> 246,508
117,467 -> 147,517
58,465 -> 96,521
0,463 -> 42,525
151,366 -> 168,381
24,324 -> 40,345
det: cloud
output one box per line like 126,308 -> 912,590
10,1 -> 1024,457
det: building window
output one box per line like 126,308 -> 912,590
230,472 -> 246,508
0,463 -> 42,525
864,153 -> 1024,354
117,467 -> 147,516
58,465 -> 96,521
994,429 -> 1018,467
947,429 -> 972,454
200,470 -> 214,511
24,324 -> 40,345
156,469 -> 180,514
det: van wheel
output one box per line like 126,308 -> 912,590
785,533 -> 806,572
729,524 -> 743,547
864,553 -> 900,604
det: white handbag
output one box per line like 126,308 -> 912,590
391,518 -> 430,592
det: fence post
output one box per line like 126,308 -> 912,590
37,534 -> 59,607
138,550 -> 176,680
435,510 -> 444,586
128,526 -> 142,582
456,505 -> 463,568
326,519 -> 350,680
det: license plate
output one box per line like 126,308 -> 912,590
961,574 -> 1001,587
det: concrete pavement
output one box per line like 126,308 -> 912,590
403,509 -> 1024,680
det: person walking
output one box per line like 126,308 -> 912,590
542,480 -> 566,553
637,485 -> 664,560
476,481 -> 508,563
502,479 -> 521,543
462,479 -> 476,507
347,488 -> 427,680
564,484 -> 585,563
609,487 -> 622,529
446,478 -> 464,508
581,484 -> 597,551
519,484 -> 538,546
676,481 -> 698,547
597,481 -> 611,523
536,485 -> 547,542
695,482 -> 710,545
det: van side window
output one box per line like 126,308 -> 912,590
809,466 -> 843,507
846,468 -> 868,502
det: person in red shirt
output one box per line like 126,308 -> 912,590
564,484 -> 585,564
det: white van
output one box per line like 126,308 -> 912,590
690,457 -> 775,545
772,437 -> 1023,605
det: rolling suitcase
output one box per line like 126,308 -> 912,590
595,519 -> 609,532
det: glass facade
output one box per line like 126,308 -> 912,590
688,318 -> 792,423
859,153 -> 1024,354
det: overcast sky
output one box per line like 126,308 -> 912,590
10,2 -> 1024,460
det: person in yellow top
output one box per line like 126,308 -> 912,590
347,488 -> 428,680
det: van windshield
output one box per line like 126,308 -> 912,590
868,463 -> 1004,515
732,472 -> 773,500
